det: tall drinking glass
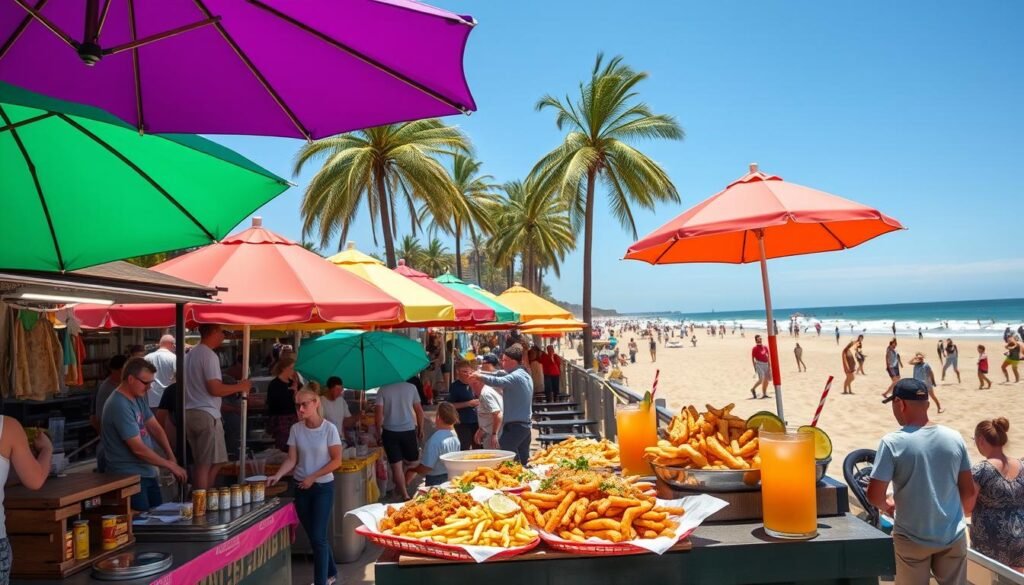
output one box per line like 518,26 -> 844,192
615,402 -> 658,476
759,429 -> 817,539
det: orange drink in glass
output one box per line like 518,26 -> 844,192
759,429 -> 817,539
615,402 -> 658,476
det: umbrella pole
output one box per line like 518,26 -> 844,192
756,231 -> 785,422
239,325 -> 250,485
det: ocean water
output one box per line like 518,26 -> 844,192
620,298 -> 1024,339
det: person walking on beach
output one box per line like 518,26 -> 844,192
855,336 -> 866,375
794,343 -> 806,372
967,417 -> 1024,573
649,337 -> 657,363
892,322 -> 897,336
868,378 -> 975,585
815,322 -> 821,336
937,340 -> 946,369
841,340 -> 857,395
750,335 -> 771,399
919,328 -> 923,340
884,338 -> 903,398
628,338 -> 638,364
268,384 -> 342,585
910,353 -> 944,413
834,326 -> 840,344
942,339 -> 961,383
977,345 -> 992,389
1002,336 -> 1022,383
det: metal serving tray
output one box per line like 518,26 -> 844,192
133,498 -> 281,542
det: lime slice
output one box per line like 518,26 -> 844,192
487,494 -> 520,517
641,391 -> 652,411
798,426 -> 833,460
745,411 -> 785,432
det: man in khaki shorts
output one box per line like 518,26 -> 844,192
184,324 -> 251,489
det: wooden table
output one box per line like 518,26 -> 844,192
375,514 -> 894,585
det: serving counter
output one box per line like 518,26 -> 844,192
12,498 -> 298,585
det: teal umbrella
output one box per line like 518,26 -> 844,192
434,273 -> 519,323
296,330 -> 429,390
0,82 -> 290,272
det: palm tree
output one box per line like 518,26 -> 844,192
293,119 -> 470,267
420,238 -> 452,276
532,54 -> 683,366
490,178 -> 576,293
419,154 -> 499,280
396,234 -> 424,268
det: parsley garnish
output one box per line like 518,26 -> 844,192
539,477 -> 555,491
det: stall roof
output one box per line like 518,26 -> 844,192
0,261 -> 219,305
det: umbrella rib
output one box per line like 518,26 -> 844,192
192,0 -> 311,141
55,113 -> 218,242
819,223 -> 849,250
9,0 -> 77,49
126,0 -> 145,134
0,0 -> 50,62
0,104 -> 66,270
0,112 -> 56,134
96,0 -> 113,37
245,0 -> 473,115
740,230 -> 748,263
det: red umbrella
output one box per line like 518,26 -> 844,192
625,163 -> 903,420
392,260 -> 496,326
75,217 -> 404,328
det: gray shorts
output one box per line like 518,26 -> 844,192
185,410 -> 228,465
754,361 -> 772,381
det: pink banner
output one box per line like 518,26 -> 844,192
150,503 -> 299,585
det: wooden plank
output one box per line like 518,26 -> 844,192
11,537 -> 135,579
396,539 -> 693,566
9,533 -> 62,564
6,503 -> 81,525
5,473 -> 139,509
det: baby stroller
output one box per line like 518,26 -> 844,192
843,449 -> 893,533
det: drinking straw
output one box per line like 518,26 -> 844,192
810,376 -> 834,427
650,369 -> 660,399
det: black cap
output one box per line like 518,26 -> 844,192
482,354 -> 500,366
882,378 -> 930,403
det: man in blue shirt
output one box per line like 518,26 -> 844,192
102,358 -> 188,511
471,344 -> 533,463
868,378 -> 975,585
447,361 -> 480,450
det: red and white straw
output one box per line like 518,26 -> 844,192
810,376 -> 834,427
651,369 -> 660,398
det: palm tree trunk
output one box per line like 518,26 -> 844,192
454,220 -> 463,280
375,167 -> 397,268
582,169 -> 597,369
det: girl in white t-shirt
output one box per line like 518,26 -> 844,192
268,384 -> 342,585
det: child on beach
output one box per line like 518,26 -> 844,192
910,353 -> 944,413
977,345 -> 992,389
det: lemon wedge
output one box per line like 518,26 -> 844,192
745,411 -> 785,432
487,494 -> 520,517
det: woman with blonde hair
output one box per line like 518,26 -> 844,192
268,383 -> 342,585
968,417 -> 1024,572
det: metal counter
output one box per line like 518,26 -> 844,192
133,498 -> 283,542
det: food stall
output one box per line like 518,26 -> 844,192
360,364 -> 895,585
0,263 -> 300,585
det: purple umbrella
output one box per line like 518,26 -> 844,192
0,0 -> 477,139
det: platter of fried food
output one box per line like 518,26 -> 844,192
452,461 -> 538,493
350,488 -> 540,562
644,403 -> 760,470
528,437 -> 620,468
513,462 -> 698,555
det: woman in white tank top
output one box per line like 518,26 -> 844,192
0,416 -> 54,584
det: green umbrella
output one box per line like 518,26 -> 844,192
434,273 -> 519,323
296,330 -> 429,390
0,82 -> 290,272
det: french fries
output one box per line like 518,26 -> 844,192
529,437 -> 620,468
517,466 -> 681,543
645,403 -> 759,470
379,489 -> 538,548
454,462 -> 538,490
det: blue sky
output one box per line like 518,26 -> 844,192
210,1 -> 1024,313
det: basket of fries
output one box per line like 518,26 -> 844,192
529,437 -> 620,469
348,487 -> 541,562
515,462 -> 727,556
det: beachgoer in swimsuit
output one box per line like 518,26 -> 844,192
841,340 -> 857,394
855,335 -> 866,375
1002,337 -> 1021,383
942,339 -> 961,383
883,338 -> 902,397
794,343 -> 806,372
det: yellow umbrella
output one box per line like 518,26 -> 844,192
520,317 -> 585,335
497,284 -> 574,322
327,244 -> 456,325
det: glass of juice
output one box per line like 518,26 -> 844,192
615,402 -> 658,476
759,429 -> 817,539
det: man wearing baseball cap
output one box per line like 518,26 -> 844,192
868,378 -> 976,584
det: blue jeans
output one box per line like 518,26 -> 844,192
130,476 -> 163,511
295,481 -> 337,585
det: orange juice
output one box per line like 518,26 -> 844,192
615,403 -> 658,476
759,429 -> 817,539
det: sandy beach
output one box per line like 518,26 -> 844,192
603,330 -> 1022,474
